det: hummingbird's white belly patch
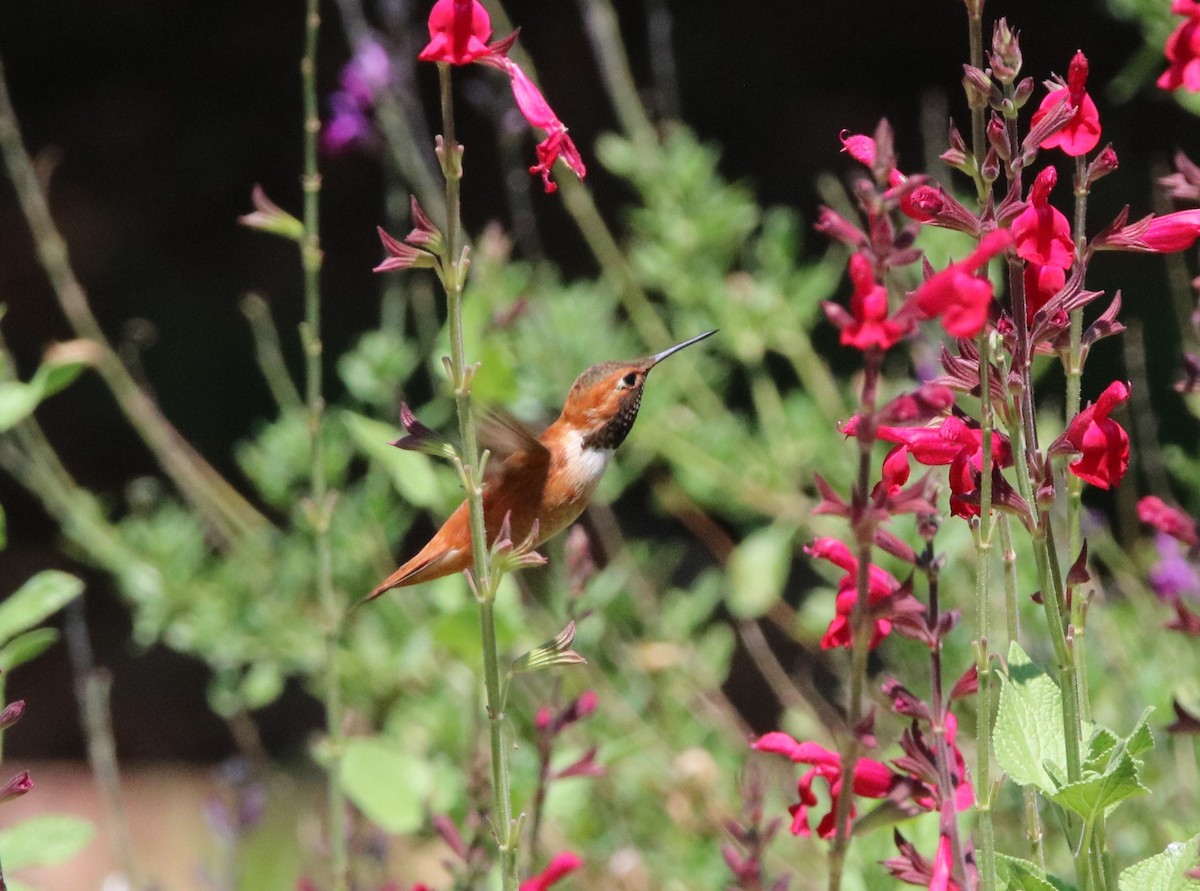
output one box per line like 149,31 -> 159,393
561,428 -> 613,496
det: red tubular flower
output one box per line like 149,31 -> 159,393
907,230 -> 1013,337
840,130 -> 878,167
1032,50 -> 1101,156
1056,381 -> 1131,489
418,0 -> 493,65
806,537 -> 903,649
752,733 -> 895,838
520,852 -> 583,891
1023,262 -> 1066,322
823,253 -> 909,351
1159,1 -> 1200,91
1138,495 -> 1199,546
1140,209 -> 1200,252
869,416 -> 1013,519
1012,167 -> 1075,268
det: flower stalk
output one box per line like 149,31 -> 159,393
435,62 -> 518,891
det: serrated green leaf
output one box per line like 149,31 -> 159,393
994,642 -> 1068,793
0,571 -> 84,646
0,814 -> 94,869
1085,727 -> 1119,773
1119,834 -> 1200,891
1049,751 -> 1149,819
342,411 -> 442,509
340,736 -> 432,834
0,628 -> 60,672
995,853 -> 1059,891
1126,707 -> 1156,759
726,524 -> 794,619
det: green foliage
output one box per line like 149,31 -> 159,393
0,813 -> 94,891
1118,835 -> 1200,891
0,346 -> 87,432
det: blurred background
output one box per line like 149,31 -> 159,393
0,0 -> 1198,887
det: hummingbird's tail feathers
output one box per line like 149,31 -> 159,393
363,547 -> 465,601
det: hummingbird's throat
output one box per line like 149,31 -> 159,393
581,390 -> 642,450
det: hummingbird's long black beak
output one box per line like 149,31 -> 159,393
647,329 -> 717,367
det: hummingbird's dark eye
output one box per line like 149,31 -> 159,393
619,372 -> 639,389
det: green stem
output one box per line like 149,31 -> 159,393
575,0 -> 657,146
975,332 -> 997,891
827,349 -> 881,891
998,514 -> 1019,646
300,4 -> 348,888
437,64 -> 517,891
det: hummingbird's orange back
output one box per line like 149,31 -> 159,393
367,330 -> 716,600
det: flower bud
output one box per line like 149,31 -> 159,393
1086,144 -> 1119,185
962,65 -> 999,111
0,700 -> 25,730
0,770 -> 32,804
1013,76 -> 1035,109
981,147 -> 1001,184
989,19 -> 1022,84
987,114 -> 1010,161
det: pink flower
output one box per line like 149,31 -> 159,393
868,415 -> 1013,519
1012,167 -> 1075,268
1023,262 -> 1066,323
840,131 -> 878,167
476,55 -> 587,193
1159,1 -> 1200,91
1056,381 -> 1131,489
520,852 -> 583,891
752,733 -> 895,838
1032,51 -> 1101,156
907,230 -> 1012,337
806,537 -> 903,650
1140,210 -> 1200,252
418,0 -> 493,65
1138,496 -> 1199,547
930,835 -> 960,891
823,253 -> 910,352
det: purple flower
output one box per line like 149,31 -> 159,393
320,40 -> 391,156
320,92 -> 375,155
341,40 -> 390,106
1149,533 -> 1200,601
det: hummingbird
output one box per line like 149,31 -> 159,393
367,329 -> 716,600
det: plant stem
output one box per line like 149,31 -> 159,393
827,348 -> 881,891
437,63 -> 517,891
299,4 -> 349,887
0,57 -> 266,549
974,332 -> 998,891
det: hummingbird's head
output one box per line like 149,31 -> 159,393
560,330 -> 716,450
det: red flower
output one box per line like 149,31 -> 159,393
1140,209 -> 1200,252
1023,262 -> 1066,323
752,733 -> 895,838
823,253 -> 910,351
1056,381 -> 1131,489
869,416 -> 1013,519
520,852 -> 583,891
418,0 -> 493,65
1159,1 -> 1200,91
1012,167 -> 1075,269
1032,51 -> 1101,156
806,537 -> 903,650
840,131 -> 878,167
907,230 -> 1012,337
1138,496 -> 1199,546
931,835 -> 961,891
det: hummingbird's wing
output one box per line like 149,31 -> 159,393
478,409 -> 550,479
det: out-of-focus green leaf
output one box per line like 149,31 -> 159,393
341,736 -> 432,834
0,352 -> 87,431
342,411 -> 442,510
0,814 -> 94,870
0,628 -> 60,672
726,524 -> 794,619
0,571 -> 84,646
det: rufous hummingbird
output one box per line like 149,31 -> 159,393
367,329 -> 716,600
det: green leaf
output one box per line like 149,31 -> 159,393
0,353 -> 87,431
0,628 -> 60,672
995,854 -> 1060,891
726,524 -> 794,619
994,642 -> 1068,793
1049,751 -> 1149,820
0,814 -> 94,869
1126,707 -> 1156,759
0,571 -> 84,646
1119,834 -> 1200,891
342,411 -> 442,509
341,736 -> 432,834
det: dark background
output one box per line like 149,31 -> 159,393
0,0 -> 1190,761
